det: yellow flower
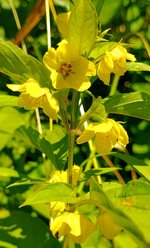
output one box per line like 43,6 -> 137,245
49,166 -> 82,215
50,211 -> 95,243
43,40 -> 96,91
76,118 -> 129,155
7,78 -> 59,120
97,45 -> 136,85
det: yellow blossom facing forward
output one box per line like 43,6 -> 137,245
97,45 -> 136,85
43,40 -> 96,91
50,211 -> 95,243
7,79 -> 59,120
77,118 -> 129,155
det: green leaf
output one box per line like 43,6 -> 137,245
0,167 -> 19,178
20,182 -> 77,207
0,95 -> 18,107
16,126 -> 58,168
81,167 -> 121,181
89,41 -> 118,60
0,107 -> 26,150
92,0 -> 105,16
110,152 -> 146,166
127,62 -> 150,72
0,41 -> 51,87
103,92 -> 150,121
69,0 -> 98,55
99,0 -> 123,25
106,181 -> 150,245
90,178 -> 149,247
133,165 -> 150,182
79,96 -> 106,126
0,210 -> 60,248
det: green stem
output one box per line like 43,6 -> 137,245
109,75 -> 120,96
67,129 -> 75,185
67,90 -> 78,185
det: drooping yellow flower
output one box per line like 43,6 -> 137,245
97,45 -> 136,85
7,78 -> 59,120
76,118 -> 129,155
49,166 -> 82,215
50,211 -> 95,243
43,40 -> 96,91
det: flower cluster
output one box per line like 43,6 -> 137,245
77,118 -> 129,155
7,78 -> 59,120
97,45 -> 136,85
48,166 -> 95,243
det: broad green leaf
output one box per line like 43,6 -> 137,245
99,0 -> 123,25
0,95 -> 18,107
110,152 -> 146,166
106,181 -> 150,245
16,126 -> 58,168
0,210 -> 60,248
0,41 -> 51,87
133,165 -> 150,182
20,182 -> 77,207
0,107 -> 25,150
92,0 -> 105,16
90,178 -> 149,247
103,92 -> 150,121
127,62 -> 150,72
69,0 -> 98,55
0,167 -> 19,178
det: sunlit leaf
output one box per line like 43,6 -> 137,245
0,41 -> 51,87
106,180 -> 150,245
0,167 -> 19,178
20,182 -> 77,207
103,92 -> 150,121
127,62 -> 150,72
0,95 -> 18,107
69,0 -> 98,55
90,178 -> 150,247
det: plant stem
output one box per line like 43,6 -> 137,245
67,129 -> 75,185
102,155 -> 126,185
67,90 -> 78,185
109,75 -> 120,96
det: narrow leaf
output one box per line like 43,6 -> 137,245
110,152 -> 146,166
103,92 -> 150,121
127,62 -> 150,72
0,41 -> 51,87
69,0 -> 98,55
20,182 -> 77,207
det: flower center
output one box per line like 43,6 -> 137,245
60,63 -> 72,77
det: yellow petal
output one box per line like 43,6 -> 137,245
95,132 -> 117,155
72,165 -> 82,187
26,81 -> 46,98
7,83 -> 27,92
18,93 -> 42,109
42,92 -> 59,120
43,47 -> 58,70
49,170 -> 67,183
117,123 -> 129,147
126,52 -> 136,62
76,129 -> 95,144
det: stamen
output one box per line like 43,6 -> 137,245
60,63 -> 72,77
